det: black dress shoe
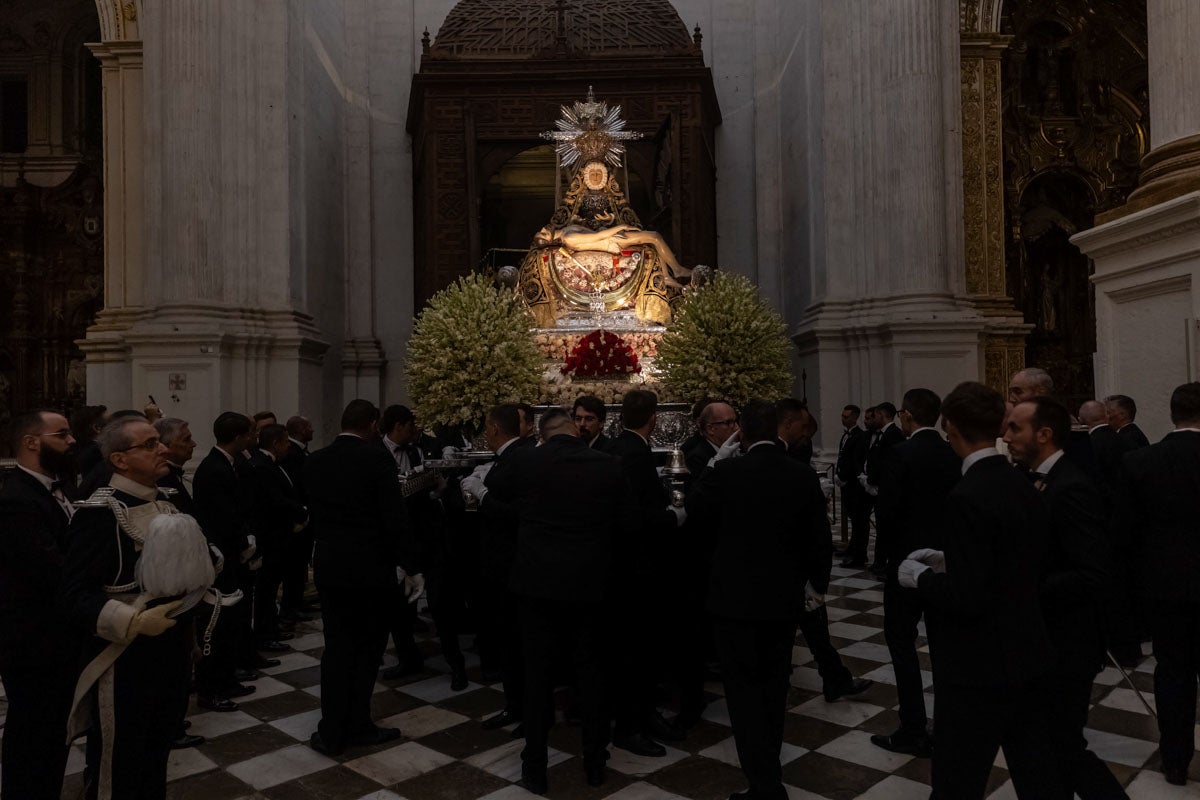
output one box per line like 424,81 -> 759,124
170,733 -> 206,749
222,682 -> 257,699
270,631 -> 295,642
585,761 -> 606,787
258,640 -> 291,653
1164,766 -> 1189,786
646,711 -> 686,743
252,654 -> 282,669
870,728 -> 933,757
613,732 -> 666,757
197,695 -> 239,712
840,556 -> 867,568
511,722 -> 525,739
309,731 -> 344,757
281,609 -> 313,623
381,661 -> 424,680
519,769 -> 548,795
824,677 -> 872,702
482,709 -> 521,730
233,668 -> 260,682
450,666 -> 469,691
350,726 -> 403,746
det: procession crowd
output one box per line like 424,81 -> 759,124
0,370 -> 1198,800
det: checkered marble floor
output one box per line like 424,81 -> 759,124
1,555 -> 1194,800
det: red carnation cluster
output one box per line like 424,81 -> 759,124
560,329 -> 641,379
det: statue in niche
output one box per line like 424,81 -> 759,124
518,89 -> 690,328
1039,261 -> 1060,334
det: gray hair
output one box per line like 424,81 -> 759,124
1012,367 -> 1054,393
538,407 -> 576,439
98,416 -> 146,460
154,417 -> 189,444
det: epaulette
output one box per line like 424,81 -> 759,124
72,486 -> 116,508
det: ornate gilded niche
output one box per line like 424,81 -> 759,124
1001,0 -> 1148,407
407,0 -> 721,310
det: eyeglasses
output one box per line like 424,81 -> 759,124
118,437 -> 161,452
706,418 -> 738,429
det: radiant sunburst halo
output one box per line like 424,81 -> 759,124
541,86 -> 644,169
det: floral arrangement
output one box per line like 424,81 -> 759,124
405,274 -> 544,432
657,271 -> 793,406
534,330 -> 661,362
560,329 -> 641,379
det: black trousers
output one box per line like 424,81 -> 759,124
714,616 -> 794,800
931,681 -> 1068,799
254,541 -> 285,639
478,574 -> 523,712
0,637 -> 77,800
317,585 -> 391,750
1040,672 -> 1128,799
796,604 -> 852,690
195,600 -> 240,697
882,576 -> 927,732
84,626 -> 192,800
842,483 -> 873,561
388,586 -> 425,667
281,528 -> 315,612
520,595 -> 608,773
611,593 -> 658,736
1150,601 -> 1200,773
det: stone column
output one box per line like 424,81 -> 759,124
1072,0 -> 1200,440
793,0 -> 984,450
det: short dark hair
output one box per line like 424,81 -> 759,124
341,399 -> 380,432
285,416 -> 309,436
740,399 -> 778,444
109,409 -> 147,422
487,404 -> 521,438
843,404 -> 861,416
213,411 -> 252,444
70,405 -> 108,443
1105,394 -> 1138,421
380,404 -> 415,434
901,388 -> 941,428
1170,382 -> 1200,425
515,402 -> 535,420
1025,397 -> 1071,448
941,382 -> 1005,444
572,395 -> 607,422
538,407 -> 575,438
258,423 -> 288,450
253,411 -> 277,424
7,409 -> 54,452
864,405 -> 877,415
776,397 -> 807,423
621,389 -> 658,430
691,397 -> 714,422
876,402 -> 897,419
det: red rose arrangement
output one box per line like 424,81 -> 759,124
561,329 -> 641,378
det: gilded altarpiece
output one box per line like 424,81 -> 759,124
407,0 -> 720,310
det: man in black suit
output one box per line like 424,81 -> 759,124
193,411 -> 259,710
680,398 -> 714,457
606,389 -> 687,754
1079,400 -> 1128,492
1120,382 -> 1200,786
776,397 -> 817,465
684,401 -> 738,477
836,405 -> 870,564
280,415 -> 316,621
689,400 -> 830,800
1004,397 -> 1126,797
860,402 -> 903,573
899,381 -> 1066,798
304,399 -> 422,756
477,408 -> 633,795
248,424 -> 310,649
1106,394 -> 1151,450
516,402 -> 538,444
463,404 -> 530,731
841,405 -> 878,567
572,395 -> 611,450
870,389 -> 960,758
0,410 -> 80,800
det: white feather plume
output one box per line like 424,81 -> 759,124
136,513 -> 216,597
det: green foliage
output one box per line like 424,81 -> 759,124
406,274 -> 543,431
657,272 -> 793,406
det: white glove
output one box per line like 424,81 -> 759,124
858,473 -> 878,496
708,432 -> 742,467
396,566 -> 407,583
240,535 -> 257,563
470,463 -> 494,479
441,446 -> 459,459
209,544 -> 225,575
803,581 -> 824,611
668,505 -> 686,527
906,548 -> 945,573
403,573 -> 425,603
897,558 -> 930,589
461,474 -> 488,502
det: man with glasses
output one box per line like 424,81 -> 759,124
684,401 -> 739,478
0,410 -> 81,799
62,416 -> 212,799
572,395 -> 610,450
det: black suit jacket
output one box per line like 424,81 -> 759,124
280,441 -> 309,502
916,454 -> 1053,687
1088,426 -> 1129,496
834,427 -> 864,483
193,447 -> 252,589
478,440 -> 524,579
496,434 -> 633,603
247,451 -> 308,551
1119,430 -> 1200,603
780,441 -> 834,592
588,432 -> 612,452
157,463 -> 196,516
1117,423 -> 1151,451
873,429 -> 960,571
690,444 -> 831,618
866,423 -> 905,487
303,434 -> 415,589
1038,454 -> 1112,676
683,438 -> 718,485
0,469 -> 76,669
606,430 -> 675,580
